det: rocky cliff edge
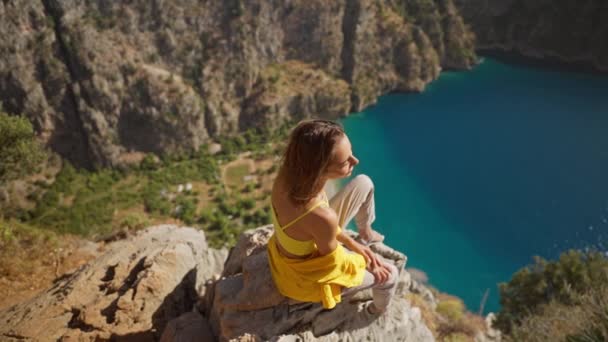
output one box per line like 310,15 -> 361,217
0,225 -> 444,341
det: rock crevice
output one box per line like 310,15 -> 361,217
39,0 -> 94,167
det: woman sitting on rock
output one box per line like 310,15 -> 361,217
267,119 -> 398,315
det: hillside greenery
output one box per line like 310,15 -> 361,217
497,250 -> 608,341
0,111 -> 46,185
7,121 -> 291,248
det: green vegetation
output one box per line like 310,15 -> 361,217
504,286 -> 608,342
406,291 -> 485,341
436,297 -> 465,322
119,212 -> 151,230
26,164 -> 138,235
0,218 -> 58,281
497,250 -> 608,341
9,123 -> 291,248
0,112 -> 46,185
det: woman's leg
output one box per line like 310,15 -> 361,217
342,257 -> 399,312
369,262 -> 398,312
328,174 -> 384,243
332,175 -> 397,310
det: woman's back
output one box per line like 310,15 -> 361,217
271,178 -> 338,258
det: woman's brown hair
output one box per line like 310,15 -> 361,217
278,119 -> 345,206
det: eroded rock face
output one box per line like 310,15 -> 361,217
208,227 -> 434,342
0,224 -> 438,341
0,225 -> 228,341
454,0 -> 608,71
0,0 -> 475,168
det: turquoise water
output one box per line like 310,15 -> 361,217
341,57 -> 608,313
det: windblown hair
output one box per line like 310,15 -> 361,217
278,119 -> 345,206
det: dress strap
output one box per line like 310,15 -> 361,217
281,200 -> 329,230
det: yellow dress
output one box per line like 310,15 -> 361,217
267,199 -> 366,309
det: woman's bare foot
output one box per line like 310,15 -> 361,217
365,301 -> 386,316
366,302 -> 381,314
358,229 -> 385,246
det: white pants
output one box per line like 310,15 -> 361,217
329,175 -> 398,311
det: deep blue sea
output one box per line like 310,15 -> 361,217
341,57 -> 608,314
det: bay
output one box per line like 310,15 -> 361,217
341,57 -> 608,313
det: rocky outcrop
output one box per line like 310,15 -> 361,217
0,0 -> 475,168
0,225 -> 228,341
208,226 -> 434,341
0,224 -> 440,341
453,0 -> 608,71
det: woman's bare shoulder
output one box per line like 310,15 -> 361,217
307,206 -> 339,237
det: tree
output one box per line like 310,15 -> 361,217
0,112 -> 46,184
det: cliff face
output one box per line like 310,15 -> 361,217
453,0 -> 608,71
0,0 -> 476,168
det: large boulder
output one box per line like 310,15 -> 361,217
0,225 -> 228,341
207,227 -> 434,341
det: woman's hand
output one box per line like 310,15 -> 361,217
370,263 -> 391,285
350,241 -> 384,268
349,242 -> 376,266
348,241 -> 391,284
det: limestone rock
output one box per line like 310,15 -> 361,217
222,225 -> 273,277
410,279 -> 438,310
210,226 -> 433,342
475,312 -> 502,342
272,297 -> 434,342
0,0 -> 475,168
0,225 -> 227,341
160,311 -> 215,342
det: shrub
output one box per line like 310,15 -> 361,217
174,196 -> 197,225
140,153 -> 160,171
436,298 -> 465,322
143,181 -> 171,215
565,288 -> 608,342
197,209 -> 214,224
237,197 -> 255,211
505,287 -> 608,342
244,207 -> 271,227
119,213 -> 150,230
242,183 -> 256,193
0,112 -> 46,184
496,250 -> 608,335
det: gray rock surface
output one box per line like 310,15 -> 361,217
475,313 -> 502,342
0,225 -> 228,341
0,224 -> 440,341
208,227 -> 435,342
160,311 -> 215,342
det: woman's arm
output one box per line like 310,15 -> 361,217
337,230 -> 378,268
337,229 -> 391,284
336,230 -> 358,250
308,208 -> 339,256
